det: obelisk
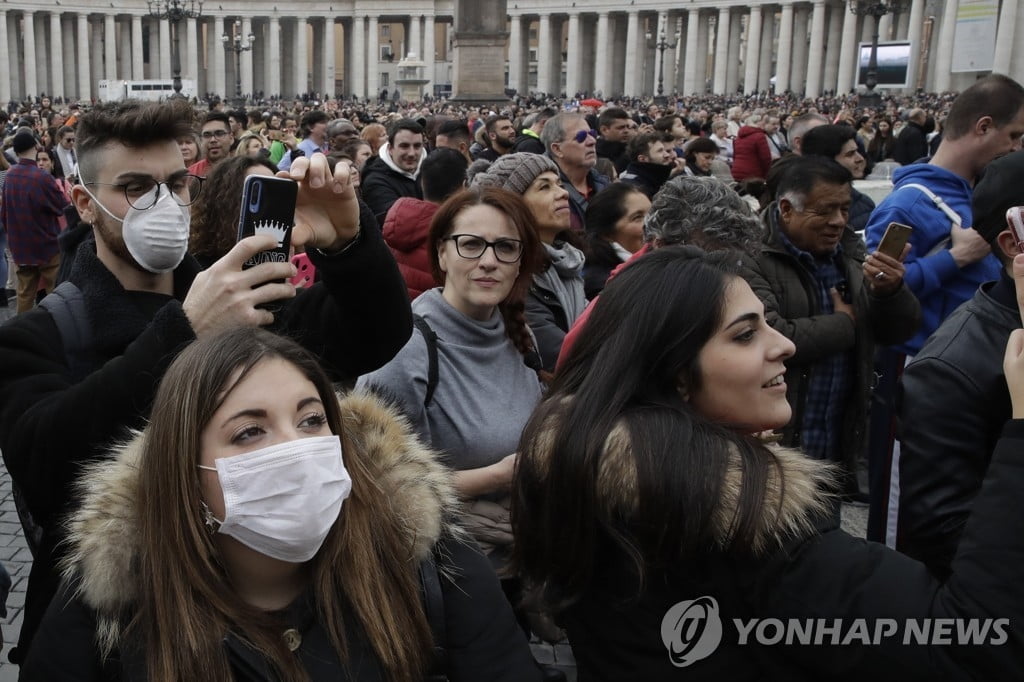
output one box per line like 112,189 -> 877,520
451,0 -> 510,105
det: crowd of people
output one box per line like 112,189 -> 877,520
0,73 -> 1022,680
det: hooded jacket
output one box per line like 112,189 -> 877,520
730,125 -> 772,181
529,407 -> 1024,681
361,143 -> 427,228
24,390 -> 541,681
382,197 -> 440,300
864,163 -> 1000,355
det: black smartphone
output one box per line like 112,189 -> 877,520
236,174 -> 297,271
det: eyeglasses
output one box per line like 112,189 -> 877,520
444,234 -> 524,263
201,129 -> 230,140
571,129 -> 599,144
85,174 -> 204,210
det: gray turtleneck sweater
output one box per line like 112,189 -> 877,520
357,288 -> 543,472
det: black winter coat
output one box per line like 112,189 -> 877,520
892,122 -> 929,166
549,420 -> 1024,681
896,274 -> 1018,578
361,155 -> 423,228
0,219 -> 412,663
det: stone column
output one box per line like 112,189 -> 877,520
993,0 -> 1017,75
0,12 -> 9,104
423,14 -> 435,95
804,1 -> 827,97
712,7 -> 730,94
35,11 -> 48,96
451,0 -> 509,103
104,14 -> 117,82
775,2 -> 794,93
77,14 -> 90,99
212,15 -> 226,97
743,7 -> 763,94
158,17 -> 171,78
933,0 -> 958,92
595,12 -> 611,97
91,20 -> 103,91
695,12 -> 710,94
725,10 -> 742,93
823,4 -> 844,93
240,17 -> 253,97
8,15 -> 21,99
758,7 -> 775,92
23,12 -> 37,98
295,17 -> 308,96
508,15 -> 523,92
118,17 -> 131,79
351,17 -> 365,99
264,16 -> 280,98
186,17 -> 199,91
566,13 -> 581,97
536,14 -> 553,95
877,14 -> 892,42
62,17 -> 75,95
366,16 -> 378,99
624,11 -> 640,97
905,0 -> 925,90
323,18 -> 335,96
837,1 -> 858,93
790,5 -> 810,94
131,15 -> 144,80
50,12 -> 64,99
672,14 -> 685,93
409,15 -> 421,60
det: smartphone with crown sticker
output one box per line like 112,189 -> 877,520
237,175 -> 296,271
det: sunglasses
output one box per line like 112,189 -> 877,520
571,129 -> 599,144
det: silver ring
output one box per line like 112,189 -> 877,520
875,271 -> 886,280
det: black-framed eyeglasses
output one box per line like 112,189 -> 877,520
444,234 -> 524,263
201,129 -> 230,140
85,174 -> 204,210
571,129 -> 599,144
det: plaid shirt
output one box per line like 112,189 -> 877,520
779,232 -> 851,460
1,158 -> 66,265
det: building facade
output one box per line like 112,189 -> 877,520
0,0 -> 1021,103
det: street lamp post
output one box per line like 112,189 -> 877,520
645,28 -> 680,105
146,0 -> 204,98
849,0 -> 909,107
222,21 -> 256,105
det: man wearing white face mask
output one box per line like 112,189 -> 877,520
0,98 -> 413,665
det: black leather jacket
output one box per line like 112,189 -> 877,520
896,273 -> 1018,578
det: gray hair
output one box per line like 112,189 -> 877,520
643,176 -> 764,254
540,113 -> 587,154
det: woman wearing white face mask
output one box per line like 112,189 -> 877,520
25,327 -> 540,682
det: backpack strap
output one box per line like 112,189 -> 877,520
897,183 -> 963,257
419,553 -> 449,681
413,315 -> 439,407
38,281 -> 93,380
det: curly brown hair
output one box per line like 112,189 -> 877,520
188,156 -> 278,266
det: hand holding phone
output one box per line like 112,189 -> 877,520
876,222 -> 913,260
237,175 -> 297,271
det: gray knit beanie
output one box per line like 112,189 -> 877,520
469,152 -> 559,195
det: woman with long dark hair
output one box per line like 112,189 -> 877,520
582,183 -> 650,298
867,117 -> 896,164
513,246 -> 1024,680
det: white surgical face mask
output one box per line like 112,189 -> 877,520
82,183 -> 190,274
199,434 -> 352,563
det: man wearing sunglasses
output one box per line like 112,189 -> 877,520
0,99 -> 412,665
541,113 -> 610,232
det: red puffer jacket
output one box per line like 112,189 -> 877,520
731,126 -> 772,181
382,197 -> 440,300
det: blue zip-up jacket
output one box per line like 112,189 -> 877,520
865,163 -> 1000,355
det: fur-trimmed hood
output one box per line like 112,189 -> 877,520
528,405 -> 835,554
63,389 -> 458,615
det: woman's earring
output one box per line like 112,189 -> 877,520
200,501 -> 221,533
